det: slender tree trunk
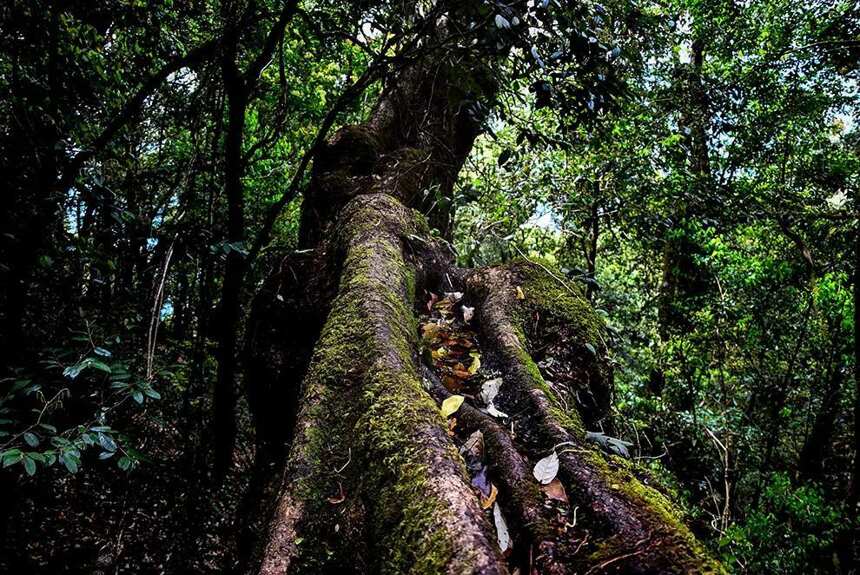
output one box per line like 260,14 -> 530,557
843,200 -> 860,571
579,191 -> 601,302
798,356 -> 845,481
212,0 -> 299,478
658,38 -> 710,338
214,45 -> 248,477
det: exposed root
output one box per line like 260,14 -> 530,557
252,194 -> 504,574
245,10 -> 721,570
426,369 -> 585,575
461,262 -> 724,575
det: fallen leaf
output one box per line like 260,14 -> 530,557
426,292 -> 439,312
481,378 -> 502,405
441,395 -> 465,417
493,502 -> 511,552
481,483 -> 499,509
461,430 -> 484,459
447,417 -> 457,435
585,431 -> 634,458
462,305 -> 475,322
486,403 -> 509,419
516,286 -> 525,300
442,375 -> 463,391
471,466 -> 491,496
468,353 -> 481,374
542,478 -> 568,503
445,291 -> 464,303
421,322 -> 444,340
452,368 -> 472,380
327,482 -> 346,504
533,451 -> 559,484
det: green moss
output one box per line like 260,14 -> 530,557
580,450 -> 725,574
508,332 -> 587,438
360,382 -> 460,573
513,259 -> 604,348
410,208 -> 432,237
319,196 -> 475,573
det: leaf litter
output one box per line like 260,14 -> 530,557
420,290 -> 519,554
421,291 -> 483,393
419,290 -> 586,563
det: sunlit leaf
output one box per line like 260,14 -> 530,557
533,451 -> 559,484
440,395 -> 465,417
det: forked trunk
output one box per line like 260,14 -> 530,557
244,21 -> 722,575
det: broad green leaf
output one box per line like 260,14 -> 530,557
441,395 -> 465,418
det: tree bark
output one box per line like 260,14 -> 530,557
798,357 -> 845,481
214,42 -> 248,478
243,17 -> 722,574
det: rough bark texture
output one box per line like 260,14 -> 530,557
466,263 -> 722,574
243,13 -> 722,574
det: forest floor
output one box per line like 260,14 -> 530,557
2,390 -> 255,574
418,290 -> 589,573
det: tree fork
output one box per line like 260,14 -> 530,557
244,11 -> 721,572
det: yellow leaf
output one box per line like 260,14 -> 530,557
421,323 -> 443,340
481,483 -> 498,509
441,395 -> 465,417
468,353 -> 481,374
516,286 -> 525,300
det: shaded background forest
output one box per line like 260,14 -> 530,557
0,0 -> 857,573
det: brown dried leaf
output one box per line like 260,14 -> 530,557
481,483 -> 499,509
541,478 -> 568,503
421,322 -> 444,340
426,292 -> 439,312
461,430 -> 484,459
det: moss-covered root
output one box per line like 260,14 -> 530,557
466,261 -> 725,575
426,373 -> 571,573
256,194 -> 503,575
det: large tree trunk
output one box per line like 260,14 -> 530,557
798,357 -> 845,481
243,20 -> 722,575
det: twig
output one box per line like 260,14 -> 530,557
146,237 -> 176,381
585,550 -> 644,574
335,448 -> 352,474
0,388 -> 68,450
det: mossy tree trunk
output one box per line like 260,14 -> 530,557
243,15 -> 723,575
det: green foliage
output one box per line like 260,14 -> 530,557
719,474 -> 842,573
0,323 -> 160,476
0,0 -> 856,571
452,0 -> 856,572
